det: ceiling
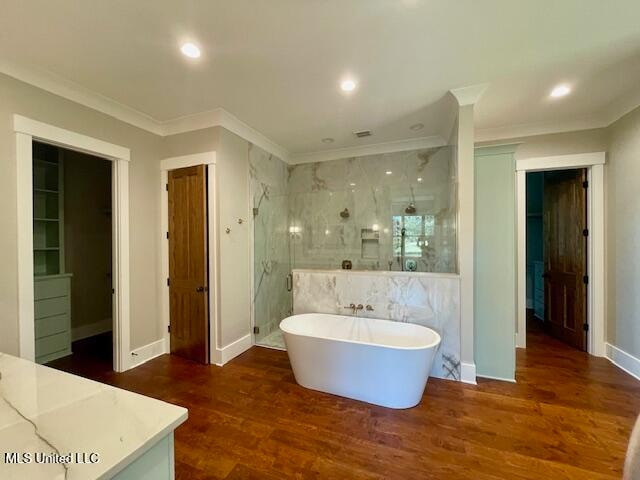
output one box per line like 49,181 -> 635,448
2,0 -> 640,157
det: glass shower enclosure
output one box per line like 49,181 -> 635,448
250,146 -> 292,349
251,144 -> 457,350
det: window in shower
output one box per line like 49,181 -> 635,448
392,214 -> 436,258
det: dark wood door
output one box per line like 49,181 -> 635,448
168,165 -> 209,364
543,169 -> 587,351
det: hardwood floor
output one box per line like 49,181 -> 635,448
50,322 -> 640,479
46,331 -> 113,377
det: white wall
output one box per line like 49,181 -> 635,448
606,105 -> 640,359
215,129 -> 251,346
0,73 -> 163,355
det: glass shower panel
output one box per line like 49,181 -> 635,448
250,145 -> 292,350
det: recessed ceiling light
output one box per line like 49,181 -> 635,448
321,137 -> 334,144
340,79 -> 357,92
386,171 -> 393,175
417,177 -> 423,182
550,84 -> 571,98
180,42 -> 201,59
409,123 -> 424,131
349,182 -> 356,187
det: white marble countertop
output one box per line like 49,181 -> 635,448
0,353 -> 188,479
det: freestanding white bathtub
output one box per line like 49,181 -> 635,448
280,313 -> 441,409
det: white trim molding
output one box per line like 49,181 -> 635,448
476,374 -> 517,383
162,109 -> 289,162
212,334 -> 252,367
515,152 -> 606,358
476,116 -> 607,144
1,60 -> 163,135
14,115 -> 131,161
1,61 -> 288,161
160,153 -> 218,364
14,115 -> 131,372
160,151 -> 216,170
449,84 -> 489,106
516,152 -> 605,172
460,362 -> 477,385
515,169 -> 527,349
290,135 -> 446,164
606,343 -> 640,381
128,339 -> 167,370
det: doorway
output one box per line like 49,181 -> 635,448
167,165 -> 210,364
515,152 -> 606,357
33,141 -> 114,375
14,115 -> 131,372
525,169 -> 588,351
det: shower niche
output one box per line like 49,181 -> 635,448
360,228 -> 380,259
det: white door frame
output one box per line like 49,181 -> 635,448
516,152 -> 606,356
159,152 -> 218,364
14,115 -> 131,372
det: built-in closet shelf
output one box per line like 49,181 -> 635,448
32,141 -> 71,364
34,188 -> 59,194
34,158 -> 59,167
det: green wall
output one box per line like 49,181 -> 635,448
474,145 -> 517,381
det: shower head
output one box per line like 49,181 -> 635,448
405,203 -> 416,214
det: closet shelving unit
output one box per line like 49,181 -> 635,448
33,142 -> 72,364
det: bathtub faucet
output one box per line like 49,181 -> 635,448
343,303 -> 364,314
343,303 -> 357,314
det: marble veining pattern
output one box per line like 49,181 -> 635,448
0,353 -> 187,479
287,147 -> 457,273
292,270 -> 461,380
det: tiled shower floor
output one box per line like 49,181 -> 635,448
257,328 -> 286,350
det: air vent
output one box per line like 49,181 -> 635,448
354,130 -> 372,138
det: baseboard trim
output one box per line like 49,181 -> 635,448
476,373 -> 517,383
128,339 -> 167,370
212,334 -> 252,366
606,343 -> 640,381
71,318 -> 112,342
460,362 -> 477,385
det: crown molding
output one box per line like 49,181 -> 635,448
6,60 -> 640,164
0,59 -> 164,135
161,108 -> 290,161
475,115 -> 608,143
475,85 -> 640,143
600,86 -> 640,127
0,60 -> 289,160
289,135 -> 447,164
449,83 -> 489,106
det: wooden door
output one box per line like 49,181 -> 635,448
168,165 -> 209,364
543,169 -> 587,351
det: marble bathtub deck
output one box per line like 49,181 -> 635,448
0,353 -> 187,479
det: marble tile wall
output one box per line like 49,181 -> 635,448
249,143 -> 292,342
293,269 -> 461,381
287,147 -> 457,273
